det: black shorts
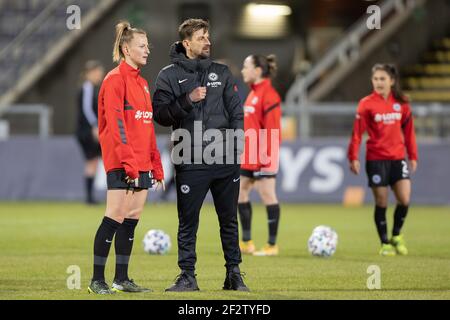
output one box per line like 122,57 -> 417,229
76,134 -> 101,160
107,169 -> 153,190
240,169 -> 277,180
366,159 -> 410,187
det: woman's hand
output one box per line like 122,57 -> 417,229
350,160 -> 360,175
125,176 -> 138,187
409,160 -> 418,174
154,179 -> 165,191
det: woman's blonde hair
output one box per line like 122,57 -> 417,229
112,20 -> 146,63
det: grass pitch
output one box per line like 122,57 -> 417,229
0,202 -> 449,300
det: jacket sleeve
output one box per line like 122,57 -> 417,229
153,70 -> 193,127
81,82 -> 98,127
347,101 -> 367,161
260,93 -> 281,173
149,123 -> 164,180
402,104 -> 418,161
222,67 -> 244,131
103,76 -> 139,179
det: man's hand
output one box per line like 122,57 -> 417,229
409,160 -> 418,174
349,160 -> 360,175
189,87 -> 207,103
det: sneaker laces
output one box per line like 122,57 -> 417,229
124,279 -> 139,288
97,280 -> 109,287
173,272 -> 196,284
228,269 -> 246,277
95,280 -> 111,292
228,271 -> 246,284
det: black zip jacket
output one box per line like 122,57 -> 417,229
153,42 -> 243,169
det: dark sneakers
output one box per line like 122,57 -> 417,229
88,280 -> 116,295
223,268 -> 250,292
165,271 -> 200,292
111,279 -> 152,293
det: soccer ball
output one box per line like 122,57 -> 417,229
307,225 -> 338,257
142,229 -> 171,255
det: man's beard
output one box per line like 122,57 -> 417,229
198,47 -> 210,59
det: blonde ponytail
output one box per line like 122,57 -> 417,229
112,20 -> 146,63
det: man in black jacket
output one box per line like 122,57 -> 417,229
153,19 -> 248,292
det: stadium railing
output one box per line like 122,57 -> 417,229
285,0 -> 427,138
283,102 -> 450,139
0,0 -> 118,112
0,104 -> 52,139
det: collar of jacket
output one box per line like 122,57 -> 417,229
371,90 -> 394,103
169,41 -> 212,72
251,77 -> 272,91
119,60 -> 141,78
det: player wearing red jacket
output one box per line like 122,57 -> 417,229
348,63 -> 418,257
238,54 -> 282,256
88,21 -> 164,295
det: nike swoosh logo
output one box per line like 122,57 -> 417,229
128,238 -> 134,241
105,239 -> 112,243
268,219 -> 277,224
233,178 -> 240,182
178,79 -> 188,84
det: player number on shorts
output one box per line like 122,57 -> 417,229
401,160 -> 409,178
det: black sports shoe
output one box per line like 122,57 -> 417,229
165,271 -> 200,292
223,268 -> 250,292
88,280 -> 115,294
111,279 -> 152,293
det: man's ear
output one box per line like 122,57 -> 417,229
182,39 -> 190,50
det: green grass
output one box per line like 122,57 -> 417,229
0,202 -> 449,300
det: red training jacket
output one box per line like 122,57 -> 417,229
98,61 -> 164,180
347,91 -> 418,162
241,78 -> 282,172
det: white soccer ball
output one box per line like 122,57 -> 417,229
307,225 -> 338,257
142,229 -> 171,255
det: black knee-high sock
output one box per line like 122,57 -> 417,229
238,202 -> 252,241
92,216 -> 121,281
393,204 -> 409,236
374,206 -> 389,244
114,218 -> 139,282
267,204 -> 280,245
85,176 -> 94,203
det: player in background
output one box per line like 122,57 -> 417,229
88,21 -> 164,294
238,54 -> 282,256
75,60 -> 104,205
348,63 -> 418,256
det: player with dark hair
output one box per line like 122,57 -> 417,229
238,54 -> 282,256
348,63 -> 418,256
88,21 -> 164,294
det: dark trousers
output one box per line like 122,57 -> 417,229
175,164 -> 242,271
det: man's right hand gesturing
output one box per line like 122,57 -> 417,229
189,87 -> 207,103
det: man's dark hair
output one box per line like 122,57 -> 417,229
178,18 -> 209,40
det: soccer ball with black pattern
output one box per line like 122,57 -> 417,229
307,225 -> 338,257
142,229 -> 171,255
